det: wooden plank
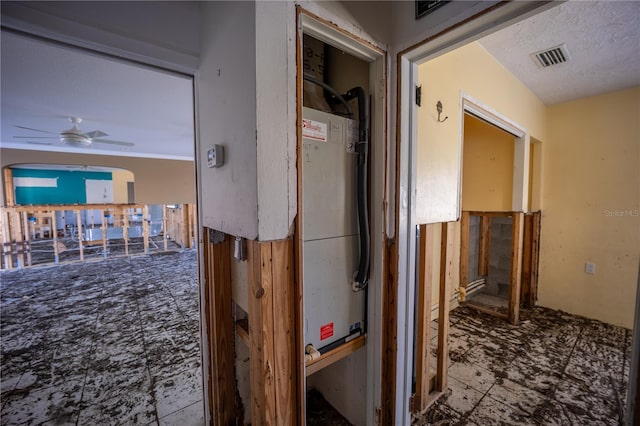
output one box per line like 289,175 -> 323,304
203,230 -> 236,424
478,215 -> 491,277
520,214 -> 533,308
459,211 -> 470,293
143,206 -> 150,254
465,302 -> 509,320
1,211 -> 12,269
509,212 -> 524,325
381,238 -> 398,425
305,334 -> 366,376
163,205 -> 168,251
9,210 -> 25,268
102,209 -> 108,258
271,239 -> 295,425
260,242 -> 277,424
413,223 -> 434,411
248,240 -> 266,426
3,168 -> 15,207
436,222 -> 454,392
51,211 -> 59,264
21,212 -> 31,267
529,211 -> 542,307
181,204 -> 189,249
122,207 -> 129,256
75,210 -> 83,261
236,318 -> 250,347
467,211 -> 513,218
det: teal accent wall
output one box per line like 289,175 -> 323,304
13,169 -> 112,205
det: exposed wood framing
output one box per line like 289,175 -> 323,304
305,335 -> 366,377
459,211 -> 470,298
21,212 -> 31,266
521,212 -> 541,308
202,229 -> 236,424
478,216 -> 491,277
51,211 -> 59,264
509,212 -> 524,325
3,167 -> 15,207
76,210 -> 84,261
413,224 -> 435,411
381,238 -> 398,425
143,205 -> 150,254
436,222 -> 454,392
247,238 -> 297,426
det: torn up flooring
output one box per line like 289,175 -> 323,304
415,305 -> 631,425
0,250 -> 202,425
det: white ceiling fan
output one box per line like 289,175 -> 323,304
13,117 -> 134,148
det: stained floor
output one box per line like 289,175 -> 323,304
415,305 -> 631,425
0,250 -> 203,425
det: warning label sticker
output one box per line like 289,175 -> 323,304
302,118 -> 327,142
320,322 -> 334,341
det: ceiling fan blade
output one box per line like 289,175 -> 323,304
26,141 -> 54,146
93,138 -> 135,147
14,125 -> 57,134
13,136 -> 58,139
84,130 -> 108,139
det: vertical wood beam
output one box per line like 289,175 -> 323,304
478,216 -> 491,277
381,239 -> 398,425
414,224 -> 434,411
102,209 -> 108,258
76,210 -> 84,261
529,211 -> 542,307
3,168 -> 15,207
51,212 -> 59,264
436,222 -> 454,392
22,212 -> 31,267
123,207 -> 129,256
203,229 -> 236,424
143,205 -> 150,254
509,212 -> 524,325
459,211 -> 470,297
163,205 -> 168,251
248,238 -> 297,426
521,214 -> 533,308
181,204 -> 189,249
1,210 -> 12,269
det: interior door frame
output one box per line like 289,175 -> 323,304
394,2 -> 556,424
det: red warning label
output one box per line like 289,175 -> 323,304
320,323 -> 334,341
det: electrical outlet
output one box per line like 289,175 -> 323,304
585,262 -> 596,275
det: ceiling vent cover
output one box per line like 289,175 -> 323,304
531,44 -> 570,68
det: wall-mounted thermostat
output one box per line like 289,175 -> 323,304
207,145 -> 225,168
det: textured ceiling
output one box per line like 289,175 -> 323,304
479,1 -> 640,105
1,31 -> 194,160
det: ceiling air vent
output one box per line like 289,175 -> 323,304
531,44 -> 570,69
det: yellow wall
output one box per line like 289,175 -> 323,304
538,87 -> 640,328
111,169 -> 135,204
417,41 -> 547,223
462,114 -> 514,212
1,149 -> 195,205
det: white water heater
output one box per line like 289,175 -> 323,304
302,106 -> 366,351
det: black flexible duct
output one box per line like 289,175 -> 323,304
344,86 -> 369,289
303,74 -> 353,118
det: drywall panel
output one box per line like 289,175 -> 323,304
416,42 -> 546,224
1,148 -> 194,205
0,1 -> 200,73
197,1 -> 258,239
538,87 -> 640,328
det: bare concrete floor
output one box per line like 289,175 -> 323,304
415,305 -> 631,425
0,250 -> 203,425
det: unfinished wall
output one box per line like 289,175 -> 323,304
462,114 -> 515,212
0,149 -> 194,205
538,87 -> 640,328
417,41 -> 546,224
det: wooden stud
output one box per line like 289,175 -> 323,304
203,229 -> 236,424
143,205 -> 150,254
413,224 -> 434,411
21,212 -> 31,267
76,210 -> 84,261
51,211 -> 59,264
529,211 -> 542,307
509,212 -> 524,325
163,205 -> 168,251
459,211 -> 470,294
466,302 -> 509,320
305,335 -> 366,376
3,168 -> 15,207
181,204 -> 189,249
381,238 -> 398,425
2,211 -> 13,269
102,209 -> 108,258
122,207 -> 129,256
521,214 -> 533,308
436,222 -> 454,392
259,242 -> 277,424
478,215 -> 491,277
248,240 -> 266,426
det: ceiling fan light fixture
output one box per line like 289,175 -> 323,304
60,132 -> 92,146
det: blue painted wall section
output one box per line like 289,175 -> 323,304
13,169 -> 112,205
